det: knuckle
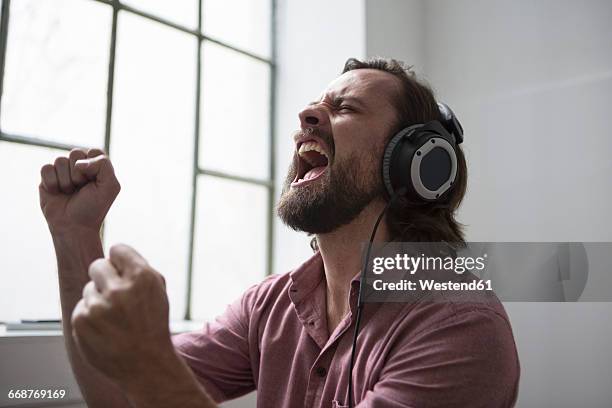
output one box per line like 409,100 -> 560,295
109,242 -> 126,254
82,281 -> 94,298
135,263 -> 150,274
71,309 -> 87,331
88,258 -> 107,277
40,164 -> 53,176
97,155 -> 110,165
133,265 -> 148,280
69,148 -> 87,158
87,148 -> 105,157
108,243 -> 124,260
106,287 -> 123,303
87,303 -> 106,319
54,156 -> 68,166
158,272 -> 167,287
88,258 -> 100,273
134,266 -> 155,285
101,157 -> 118,176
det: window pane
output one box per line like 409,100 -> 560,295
200,41 -> 271,180
122,0 -> 198,29
0,143 -> 63,321
104,12 -> 197,320
1,0 -> 111,147
191,177 -> 268,321
203,0 -> 271,58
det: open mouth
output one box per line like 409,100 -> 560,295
291,139 -> 330,187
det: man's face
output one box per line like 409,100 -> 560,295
277,69 -> 400,234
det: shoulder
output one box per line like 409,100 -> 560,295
239,271 -> 292,309
230,269 -> 299,327
388,286 -> 517,359
383,270 -> 516,341
378,295 -> 520,406
172,271 -> 294,348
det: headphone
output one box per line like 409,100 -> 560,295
382,102 -> 464,201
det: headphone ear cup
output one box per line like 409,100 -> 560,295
411,136 -> 458,200
382,126 -> 421,198
382,123 -> 458,201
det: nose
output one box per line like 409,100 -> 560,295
298,104 -> 329,130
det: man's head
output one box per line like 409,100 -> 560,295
277,57 -> 467,243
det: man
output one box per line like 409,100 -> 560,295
40,58 -> 520,407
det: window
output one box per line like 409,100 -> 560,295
0,0 -> 275,323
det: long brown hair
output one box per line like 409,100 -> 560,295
342,57 -> 468,244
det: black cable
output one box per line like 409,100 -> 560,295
347,188 -> 405,408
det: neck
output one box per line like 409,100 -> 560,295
316,199 -> 391,317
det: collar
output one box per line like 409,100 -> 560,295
288,251 -> 363,301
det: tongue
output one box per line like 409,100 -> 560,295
304,166 -> 327,180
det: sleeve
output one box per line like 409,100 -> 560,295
357,308 -> 520,408
171,284 -> 260,403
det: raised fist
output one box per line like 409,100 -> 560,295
39,148 -> 120,235
72,244 -> 171,383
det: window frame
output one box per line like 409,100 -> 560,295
0,0 -> 277,320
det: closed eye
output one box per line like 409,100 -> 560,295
337,105 -> 354,113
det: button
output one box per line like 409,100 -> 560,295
315,366 -> 327,378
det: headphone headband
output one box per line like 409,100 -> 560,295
437,102 -> 464,144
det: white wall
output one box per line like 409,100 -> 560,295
273,0 -> 366,275
422,0 -> 612,242
366,0 -> 425,74
366,0 -> 612,406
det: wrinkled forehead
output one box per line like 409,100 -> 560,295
319,69 -> 400,109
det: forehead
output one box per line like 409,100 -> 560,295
322,68 -> 400,108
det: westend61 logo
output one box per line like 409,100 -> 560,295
362,242 -> 609,303
371,253 -> 488,275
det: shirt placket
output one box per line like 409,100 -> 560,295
304,285 -> 360,408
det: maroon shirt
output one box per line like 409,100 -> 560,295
173,252 -> 520,407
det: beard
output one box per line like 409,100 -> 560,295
277,146 -> 384,234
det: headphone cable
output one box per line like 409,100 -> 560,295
347,188 -> 405,408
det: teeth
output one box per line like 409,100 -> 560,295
298,141 -> 328,158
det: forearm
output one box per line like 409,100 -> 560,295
122,346 -> 218,408
53,230 -> 216,408
52,228 -> 131,408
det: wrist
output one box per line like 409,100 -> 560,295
122,346 -> 213,408
49,224 -> 102,240
51,226 -> 104,289
121,344 -> 176,394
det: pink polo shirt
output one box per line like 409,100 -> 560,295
172,252 -> 520,407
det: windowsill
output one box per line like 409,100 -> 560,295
0,320 -> 204,340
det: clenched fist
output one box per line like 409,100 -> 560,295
71,244 -> 173,385
39,148 -> 120,235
